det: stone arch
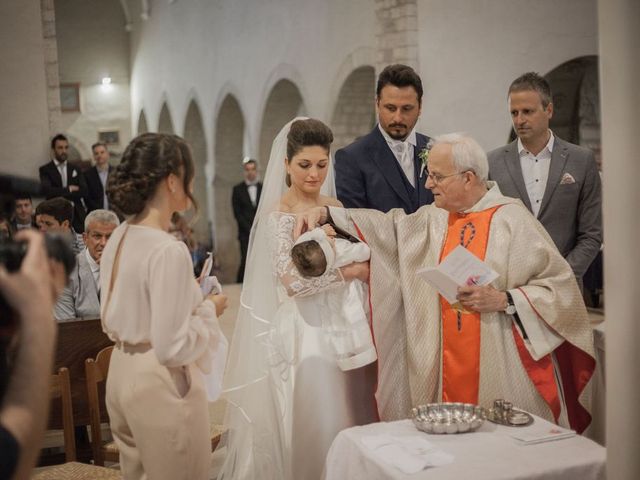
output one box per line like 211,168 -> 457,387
213,94 -> 245,283
183,100 -> 210,246
137,109 -> 148,134
546,56 -> 600,150
330,65 -> 376,151
258,79 -> 305,167
158,102 -> 175,134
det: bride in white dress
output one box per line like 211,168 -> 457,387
218,118 -> 377,480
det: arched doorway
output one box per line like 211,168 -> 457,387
137,109 -> 148,134
330,66 -> 376,151
546,56 -> 600,153
183,100 -> 210,247
258,79 -> 305,167
213,95 -> 245,283
158,102 -> 175,134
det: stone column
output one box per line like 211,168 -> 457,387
41,0 -> 61,135
598,0 -> 640,477
374,0 -> 419,71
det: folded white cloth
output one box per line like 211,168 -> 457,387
507,417 -> 576,445
200,275 -> 223,296
203,320 -> 228,402
360,434 -> 454,474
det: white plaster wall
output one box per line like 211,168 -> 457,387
128,0 -> 376,160
0,1 -> 51,177
126,0 -> 376,247
125,0 -> 598,270
55,0 -> 131,160
416,0 -> 598,150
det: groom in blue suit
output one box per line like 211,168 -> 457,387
335,64 -> 434,213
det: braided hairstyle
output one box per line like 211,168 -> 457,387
107,133 -> 197,216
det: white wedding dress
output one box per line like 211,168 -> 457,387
268,213 -> 377,479
218,118 -> 377,480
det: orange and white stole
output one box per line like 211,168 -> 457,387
439,206 -> 501,404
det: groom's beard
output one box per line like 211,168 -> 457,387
387,123 -> 410,140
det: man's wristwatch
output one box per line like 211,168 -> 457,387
504,291 -> 517,315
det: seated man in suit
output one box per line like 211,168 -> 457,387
232,158 -> 262,282
335,64 -> 434,213
39,134 -> 88,233
10,195 -> 35,232
35,197 -> 85,255
488,72 -> 602,281
85,142 -> 114,213
54,209 -> 119,321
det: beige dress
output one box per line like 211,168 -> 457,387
100,222 -> 222,480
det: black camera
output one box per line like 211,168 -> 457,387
0,174 -> 76,316
0,233 -> 76,310
0,174 -> 77,399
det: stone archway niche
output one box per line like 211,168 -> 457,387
213,95 -> 245,284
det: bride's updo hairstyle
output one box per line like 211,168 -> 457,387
108,133 -> 197,216
285,118 -> 334,187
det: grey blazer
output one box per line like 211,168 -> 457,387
54,250 -> 101,321
488,137 -> 602,278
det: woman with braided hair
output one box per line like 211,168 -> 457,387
101,133 -> 228,479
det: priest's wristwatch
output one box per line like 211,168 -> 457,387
504,291 -> 517,315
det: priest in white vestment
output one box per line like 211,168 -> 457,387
295,133 -> 595,433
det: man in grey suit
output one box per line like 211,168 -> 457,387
54,209 -> 120,321
488,72 -> 602,280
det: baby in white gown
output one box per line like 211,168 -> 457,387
291,225 -> 378,371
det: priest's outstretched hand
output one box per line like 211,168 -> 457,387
294,206 -> 329,240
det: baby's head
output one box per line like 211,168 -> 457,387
291,226 -> 336,278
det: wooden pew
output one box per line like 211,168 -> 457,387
44,318 -> 113,464
51,318 -> 113,427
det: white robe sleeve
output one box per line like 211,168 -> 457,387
148,241 -> 221,370
509,289 -> 564,361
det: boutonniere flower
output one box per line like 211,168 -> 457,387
418,139 -> 434,178
72,169 -> 78,178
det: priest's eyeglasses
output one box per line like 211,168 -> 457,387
426,170 -> 471,185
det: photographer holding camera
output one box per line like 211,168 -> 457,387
0,230 -> 67,480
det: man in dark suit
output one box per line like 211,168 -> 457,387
232,158 -> 262,282
85,142 -> 113,213
335,64 -> 434,213
39,134 -> 88,233
488,72 -> 602,280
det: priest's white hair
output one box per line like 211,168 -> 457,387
433,133 -> 489,182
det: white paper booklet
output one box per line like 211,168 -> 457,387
416,245 -> 499,304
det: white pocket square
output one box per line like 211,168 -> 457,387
560,172 -> 575,185
72,169 -> 78,178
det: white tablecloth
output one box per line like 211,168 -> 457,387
324,417 -> 605,480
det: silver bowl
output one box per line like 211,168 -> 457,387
411,402 -> 487,434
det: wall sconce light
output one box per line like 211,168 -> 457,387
101,77 -> 112,85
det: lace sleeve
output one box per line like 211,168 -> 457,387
268,212 -> 344,297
